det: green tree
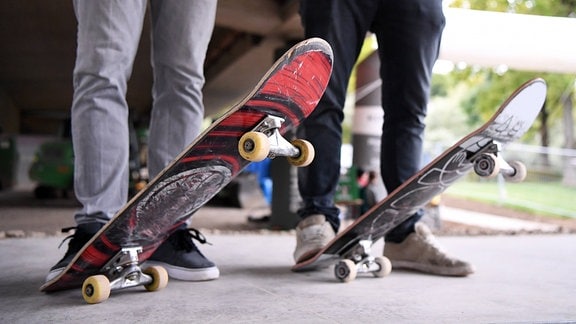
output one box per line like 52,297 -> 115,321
444,0 -> 576,150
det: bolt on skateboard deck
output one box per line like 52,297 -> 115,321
292,78 -> 547,282
40,38 -> 333,303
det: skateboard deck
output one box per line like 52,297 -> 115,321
41,38 -> 333,302
292,78 -> 547,281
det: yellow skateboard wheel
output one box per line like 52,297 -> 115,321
82,275 -> 111,304
238,131 -> 270,162
288,139 -> 315,167
143,265 -> 169,292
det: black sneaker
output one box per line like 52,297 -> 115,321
45,222 -> 103,283
144,226 -> 220,281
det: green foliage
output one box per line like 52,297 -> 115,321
435,0 -> 576,146
446,180 -> 576,218
449,0 -> 576,16
430,73 -> 451,97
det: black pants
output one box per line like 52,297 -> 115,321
297,0 -> 445,242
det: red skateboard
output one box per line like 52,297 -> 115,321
41,38 -> 333,302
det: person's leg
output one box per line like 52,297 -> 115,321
374,0 -> 472,276
47,0 -> 147,282
294,0 -> 376,262
297,0 -> 377,229
147,0 -> 216,178
72,0 -> 147,223
374,0 -> 444,242
144,0 -> 219,281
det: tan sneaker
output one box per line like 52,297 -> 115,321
293,214 -> 336,263
383,222 -> 474,276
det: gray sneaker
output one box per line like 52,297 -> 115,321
384,222 -> 474,276
144,227 -> 219,281
293,215 -> 336,263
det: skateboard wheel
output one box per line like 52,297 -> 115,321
429,194 -> 442,207
334,259 -> 357,283
143,265 -> 169,292
134,180 -> 147,192
82,275 -> 111,304
373,256 -> 392,278
288,139 -> 315,167
504,160 -> 527,183
474,153 -> 500,178
238,131 -> 270,162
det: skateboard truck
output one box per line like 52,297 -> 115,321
102,247 -> 152,290
81,246 -> 168,304
238,115 -> 315,167
471,142 -> 527,182
334,239 -> 392,283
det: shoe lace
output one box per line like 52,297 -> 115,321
57,226 -> 77,249
170,228 -> 212,253
55,226 -> 96,259
57,225 -> 98,245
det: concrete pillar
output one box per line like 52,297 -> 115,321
269,139 -> 301,230
352,52 -> 382,172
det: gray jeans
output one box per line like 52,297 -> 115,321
71,0 -> 216,224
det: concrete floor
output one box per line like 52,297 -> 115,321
0,190 -> 575,322
1,233 -> 576,323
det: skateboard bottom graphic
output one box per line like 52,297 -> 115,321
40,37 -> 334,303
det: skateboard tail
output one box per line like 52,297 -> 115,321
256,38 -> 333,119
482,78 -> 546,143
235,39 -> 333,144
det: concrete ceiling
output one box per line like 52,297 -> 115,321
0,0 -> 303,135
3,2 -> 576,136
